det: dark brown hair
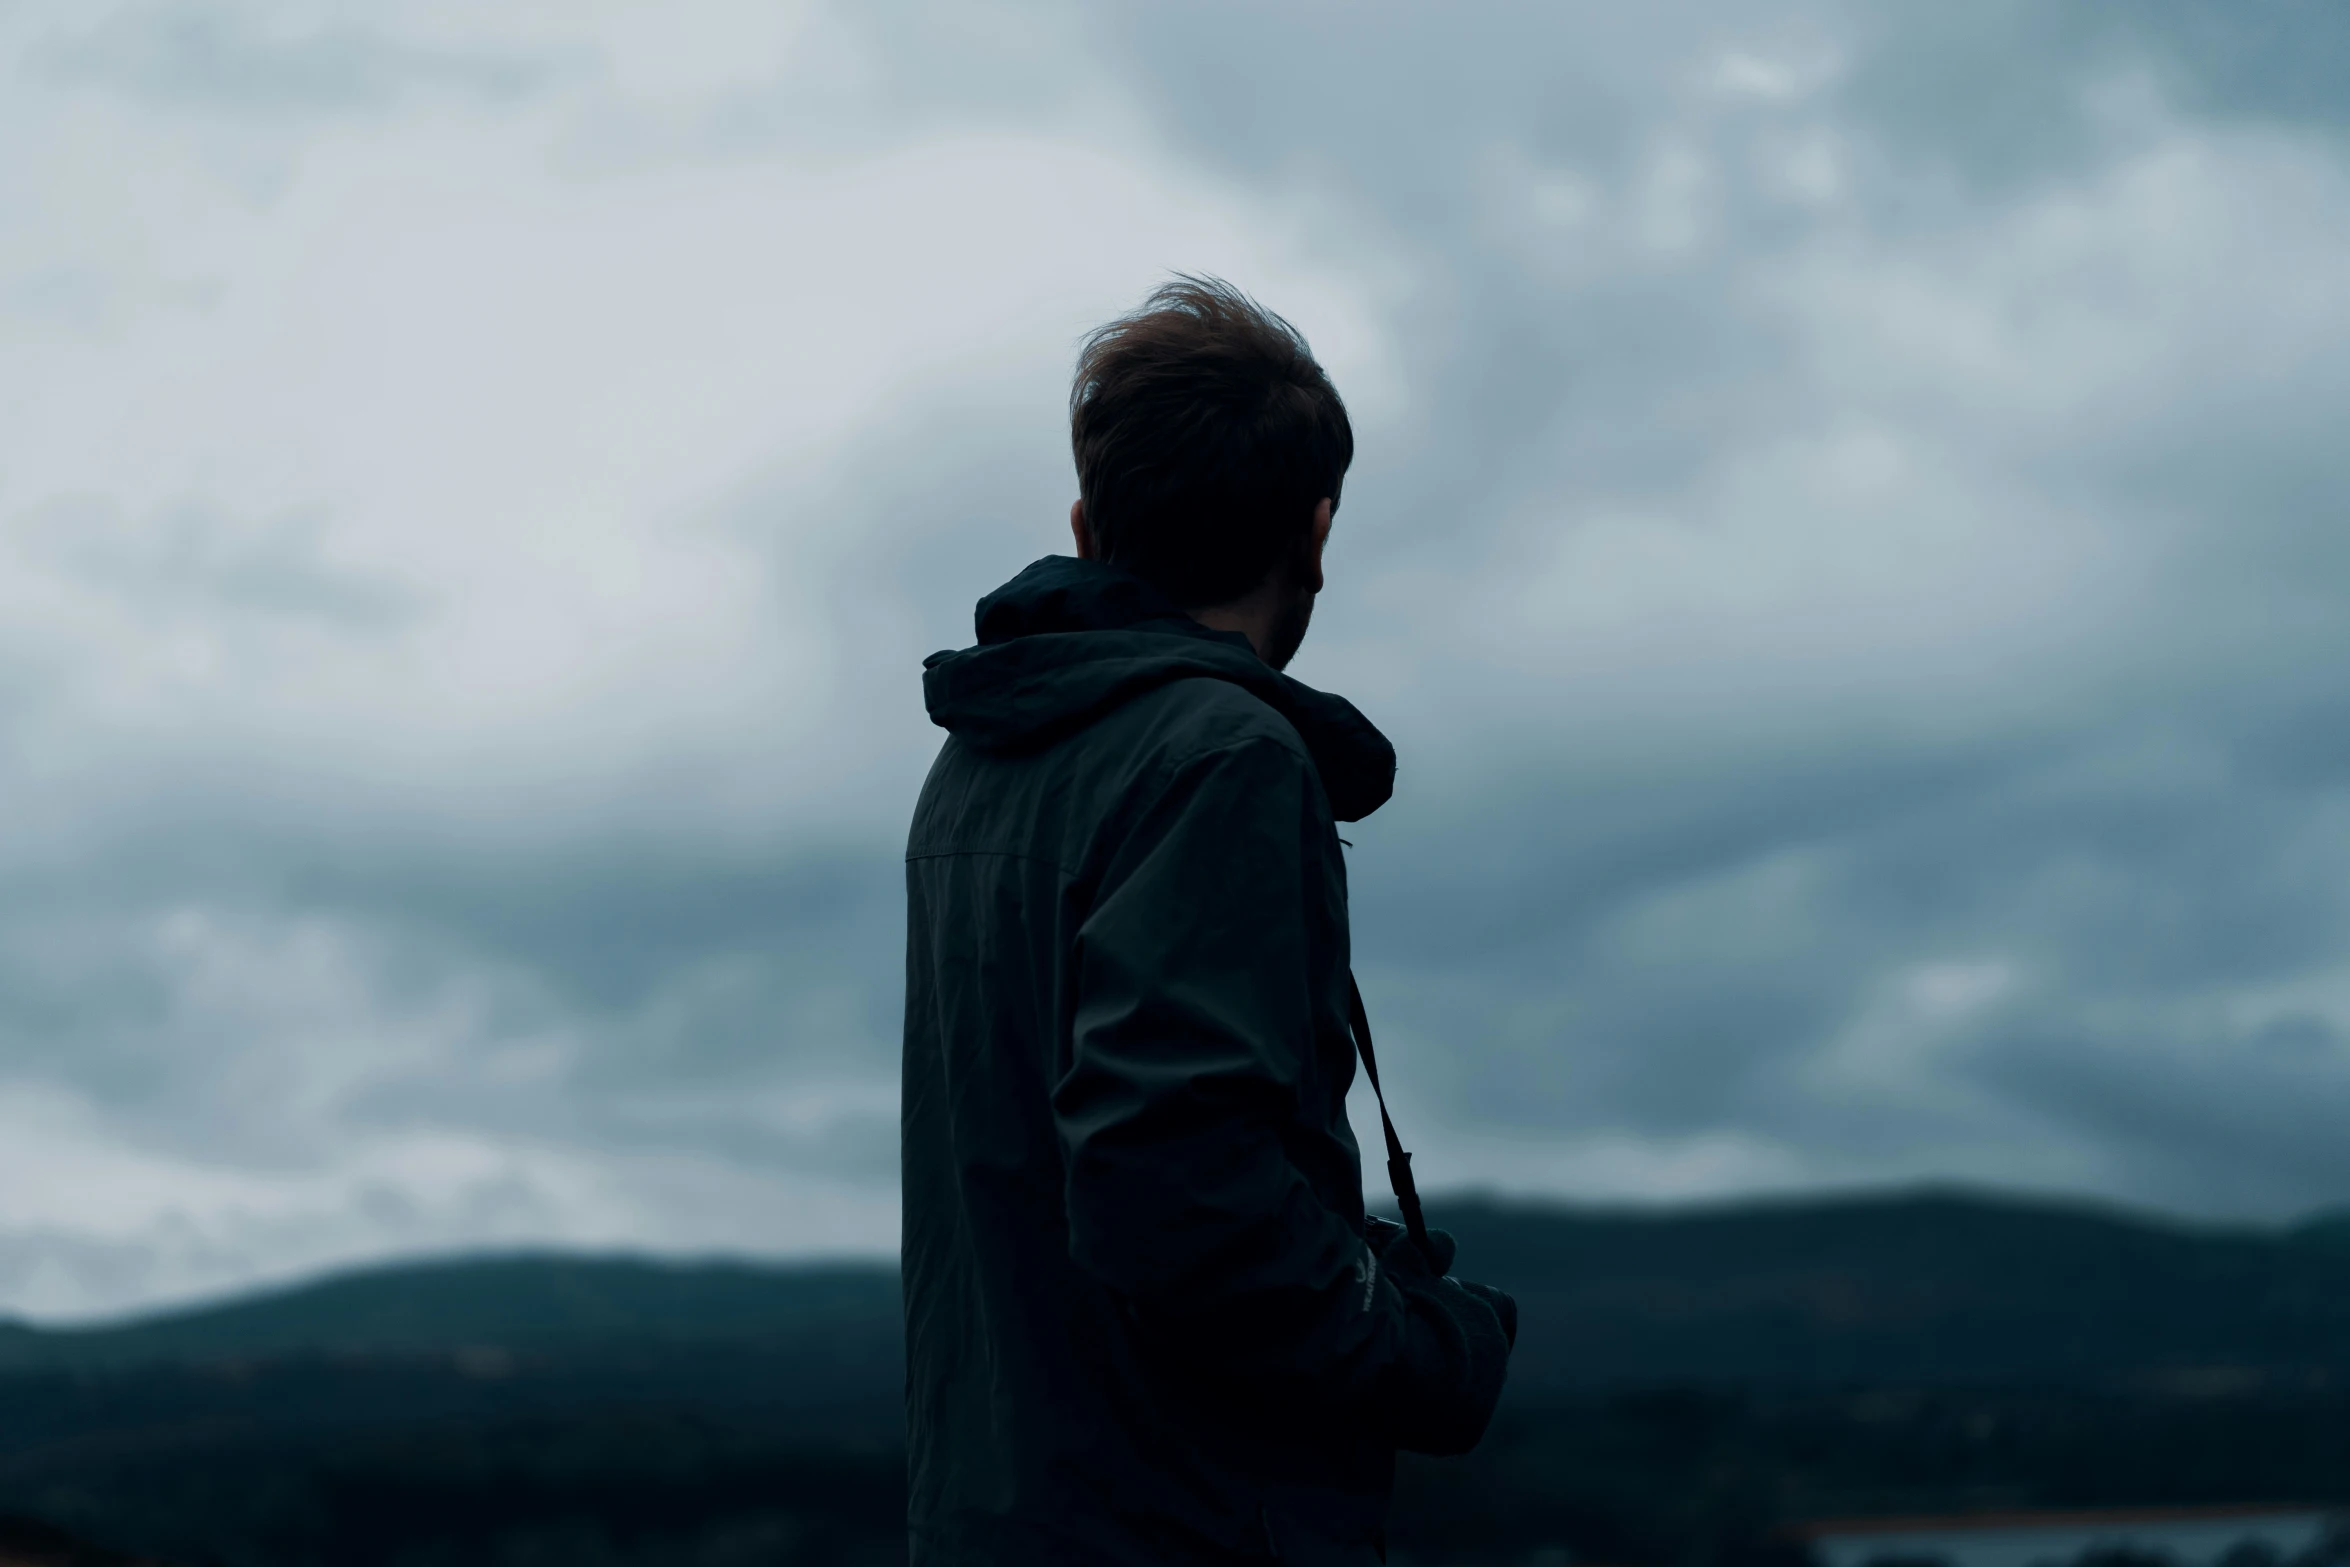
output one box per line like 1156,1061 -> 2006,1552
1070,276 -> 1353,608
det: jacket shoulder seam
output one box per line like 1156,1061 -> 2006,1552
1153,672 -> 1304,733
1134,732 -> 1320,810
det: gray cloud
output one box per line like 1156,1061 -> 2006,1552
41,4 -> 554,115
6,0 -> 2350,1317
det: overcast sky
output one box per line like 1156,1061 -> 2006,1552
7,0 -> 2350,1320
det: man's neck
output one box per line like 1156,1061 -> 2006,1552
1189,598 -> 1276,663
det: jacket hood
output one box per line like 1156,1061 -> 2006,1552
922,556 -> 1396,822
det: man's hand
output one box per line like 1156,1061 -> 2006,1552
1364,1214 -> 1454,1275
1362,1217 -> 1516,1453
1363,1221 -> 1516,1343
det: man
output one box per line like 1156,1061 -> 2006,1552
903,278 -> 1515,1566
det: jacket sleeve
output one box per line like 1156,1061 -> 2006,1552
1053,736 -> 1432,1412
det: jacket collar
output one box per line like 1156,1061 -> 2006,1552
923,556 -> 1396,822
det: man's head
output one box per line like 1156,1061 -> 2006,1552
1069,276 -> 1353,670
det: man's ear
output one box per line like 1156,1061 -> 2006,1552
1069,499 -> 1094,560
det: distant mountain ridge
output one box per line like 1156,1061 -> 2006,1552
0,1254 -> 897,1373
6,1186 -> 2350,1390
1436,1186 -> 2350,1392
2297,1207 -> 2350,1249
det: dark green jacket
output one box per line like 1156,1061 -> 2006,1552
903,557 -> 1507,1566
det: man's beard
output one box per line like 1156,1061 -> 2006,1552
1262,581 -> 1316,671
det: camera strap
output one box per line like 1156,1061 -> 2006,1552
1346,971 -> 1431,1258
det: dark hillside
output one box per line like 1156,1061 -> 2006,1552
3,1188 -> 2348,1566
2298,1209 -> 2350,1250
1430,1188 -> 2350,1393
0,1257 -> 907,1567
